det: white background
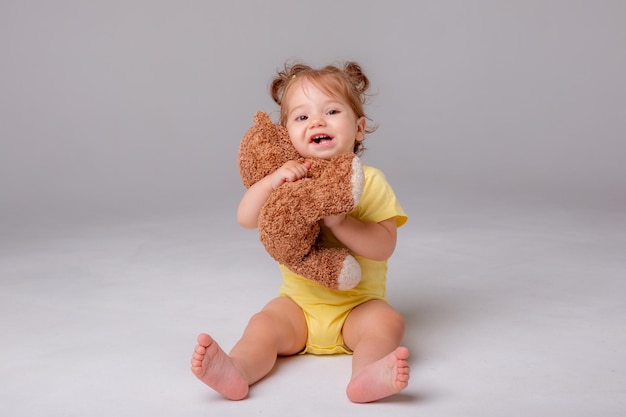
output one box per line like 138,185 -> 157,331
1,1 -> 625,416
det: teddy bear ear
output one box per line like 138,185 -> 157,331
254,111 -> 272,126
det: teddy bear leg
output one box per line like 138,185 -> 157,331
288,247 -> 361,290
336,253 -> 362,290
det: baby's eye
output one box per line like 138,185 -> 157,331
296,115 -> 308,121
327,109 -> 340,115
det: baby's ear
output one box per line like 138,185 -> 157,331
356,116 -> 366,141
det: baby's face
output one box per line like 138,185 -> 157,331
284,79 -> 365,160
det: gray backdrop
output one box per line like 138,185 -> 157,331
2,1 -> 625,229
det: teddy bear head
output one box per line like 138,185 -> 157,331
238,111 -> 301,188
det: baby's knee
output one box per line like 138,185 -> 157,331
246,309 -> 292,337
247,311 -> 276,329
384,309 -> 406,335
363,307 -> 405,339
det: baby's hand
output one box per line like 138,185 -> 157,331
269,160 -> 311,190
323,214 -> 346,228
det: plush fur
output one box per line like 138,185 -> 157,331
238,111 -> 364,290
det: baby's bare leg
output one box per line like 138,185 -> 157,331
191,296 -> 307,400
342,300 -> 410,403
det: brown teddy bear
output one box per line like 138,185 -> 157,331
238,111 -> 364,290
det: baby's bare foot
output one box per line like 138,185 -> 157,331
346,347 -> 410,403
191,333 -> 249,400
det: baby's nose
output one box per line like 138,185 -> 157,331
309,115 -> 326,127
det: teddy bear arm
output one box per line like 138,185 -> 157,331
306,154 -> 364,215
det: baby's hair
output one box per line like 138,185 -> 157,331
270,61 -> 377,156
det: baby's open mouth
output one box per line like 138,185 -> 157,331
311,135 -> 332,144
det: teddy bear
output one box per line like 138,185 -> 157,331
238,111 -> 365,290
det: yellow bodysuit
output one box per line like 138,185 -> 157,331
277,165 -> 408,355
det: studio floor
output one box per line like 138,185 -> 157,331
1,194 -> 625,417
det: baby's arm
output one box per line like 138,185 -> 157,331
323,216 -> 397,261
237,160 -> 310,229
